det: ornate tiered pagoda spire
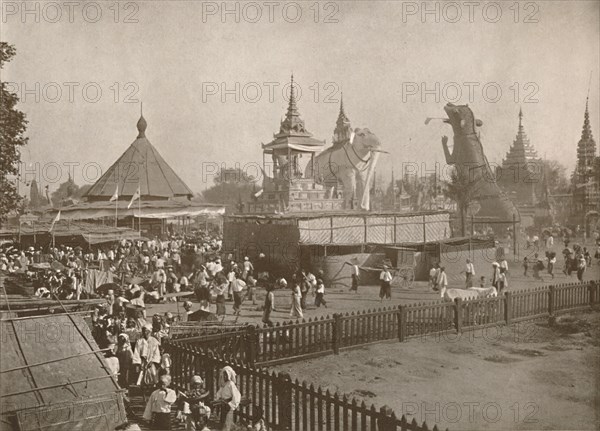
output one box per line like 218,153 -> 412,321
498,108 -> 542,205
572,95 -> 600,221
276,74 -> 312,137
333,94 -> 353,146
576,97 -> 597,177
501,107 -> 539,167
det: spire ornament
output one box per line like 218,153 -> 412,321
575,96 -> 597,177
333,94 -> 352,145
137,102 -> 147,138
278,74 -> 310,136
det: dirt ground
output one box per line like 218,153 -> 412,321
272,310 -> 600,431
146,256 -> 600,326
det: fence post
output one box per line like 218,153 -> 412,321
548,285 -> 555,315
504,291 -> 512,325
377,406 -> 395,431
276,372 -> 292,430
332,313 -> 342,354
548,285 -> 556,325
397,305 -> 406,342
588,281 -> 597,307
245,325 -> 257,365
205,353 -> 215,396
454,298 -> 462,333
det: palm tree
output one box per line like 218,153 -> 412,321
444,167 -> 480,236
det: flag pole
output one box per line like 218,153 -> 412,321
391,165 -> 396,210
115,187 -> 118,228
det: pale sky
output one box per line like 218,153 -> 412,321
2,0 -> 599,195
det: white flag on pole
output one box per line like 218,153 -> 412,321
49,210 -> 61,231
109,185 -> 119,202
128,186 -> 141,209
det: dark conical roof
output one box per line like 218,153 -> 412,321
84,114 -> 193,200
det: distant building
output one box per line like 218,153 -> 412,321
497,108 -> 543,205
497,108 -> 552,227
571,98 -> 600,232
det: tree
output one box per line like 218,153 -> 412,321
0,43 -> 28,226
542,159 -> 570,193
50,177 -> 91,207
444,167 -> 479,236
202,168 -> 256,212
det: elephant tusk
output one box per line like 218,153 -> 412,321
425,117 -> 450,125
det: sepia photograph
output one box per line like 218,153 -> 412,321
1,1 -> 599,430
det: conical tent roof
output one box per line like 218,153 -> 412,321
85,115 -> 193,200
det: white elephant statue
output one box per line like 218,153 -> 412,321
306,127 -> 384,210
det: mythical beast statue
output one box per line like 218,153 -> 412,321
306,128 -> 385,211
436,103 -> 520,222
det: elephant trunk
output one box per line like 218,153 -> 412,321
360,151 -> 380,210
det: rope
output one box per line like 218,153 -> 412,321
342,143 -> 371,172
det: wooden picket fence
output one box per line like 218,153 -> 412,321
165,279 -> 599,431
163,343 -> 448,431
509,285 -> 550,323
174,280 -> 600,366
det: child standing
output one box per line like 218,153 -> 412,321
379,265 -> 393,301
314,279 -> 327,308
547,252 -> 556,279
262,284 -> 275,327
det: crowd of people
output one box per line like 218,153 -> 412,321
422,227 -> 600,295
427,256 -> 510,294
0,230 -> 224,300
95,311 -> 265,431
0,230 -> 336,430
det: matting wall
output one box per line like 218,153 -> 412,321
297,212 -> 449,245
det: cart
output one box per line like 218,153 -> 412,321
384,246 -> 416,289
